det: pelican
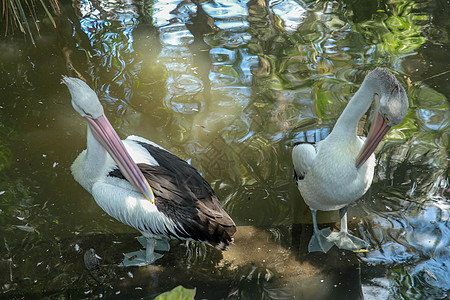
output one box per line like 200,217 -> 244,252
62,76 -> 236,266
292,68 -> 409,253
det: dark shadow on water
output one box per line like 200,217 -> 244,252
1,232 -> 235,298
1,224 -> 368,299
291,223 -> 364,300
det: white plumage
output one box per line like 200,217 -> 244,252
292,68 -> 408,253
62,76 -> 236,266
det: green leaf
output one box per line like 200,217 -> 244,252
154,286 -> 196,300
12,0 -> 35,44
39,0 -> 56,28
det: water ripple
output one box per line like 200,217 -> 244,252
270,0 -> 307,33
1,0 -> 448,298
202,0 -> 248,19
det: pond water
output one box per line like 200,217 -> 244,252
0,0 -> 449,298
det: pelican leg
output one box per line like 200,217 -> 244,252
137,236 -> 170,252
120,237 -> 164,267
328,206 -> 369,251
145,238 -> 164,262
308,209 -> 334,253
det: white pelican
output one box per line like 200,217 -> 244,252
62,76 -> 236,266
292,68 -> 409,253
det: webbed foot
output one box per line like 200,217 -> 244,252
328,232 -> 369,251
120,250 -> 164,267
308,227 -> 334,253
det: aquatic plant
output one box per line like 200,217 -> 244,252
1,0 -> 60,45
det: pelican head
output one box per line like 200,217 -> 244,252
61,76 -> 104,119
378,77 -> 409,127
61,76 -> 155,203
355,68 -> 409,169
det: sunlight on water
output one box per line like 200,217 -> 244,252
0,0 -> 449,298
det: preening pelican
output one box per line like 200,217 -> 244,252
292,68 -> 409,253
62,77 -> 236,266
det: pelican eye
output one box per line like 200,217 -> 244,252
82,109 -> 92,118
384,113 -> 390,123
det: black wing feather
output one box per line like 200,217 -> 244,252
110,142 -> 236,250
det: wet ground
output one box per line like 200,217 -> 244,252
0,0 -> 449,298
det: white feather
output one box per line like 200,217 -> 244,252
92,180 -> 182,238
294,135 -> 375,211
292,143 -> 316,180
123,138 -> 159,166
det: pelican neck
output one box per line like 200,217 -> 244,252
84,125 -> 109,180
328,79 -> 376,141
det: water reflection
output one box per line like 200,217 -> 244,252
0,0 -> 449,298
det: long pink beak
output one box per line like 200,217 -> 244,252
86,114 -> 155,203
355,112 -> 391,169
